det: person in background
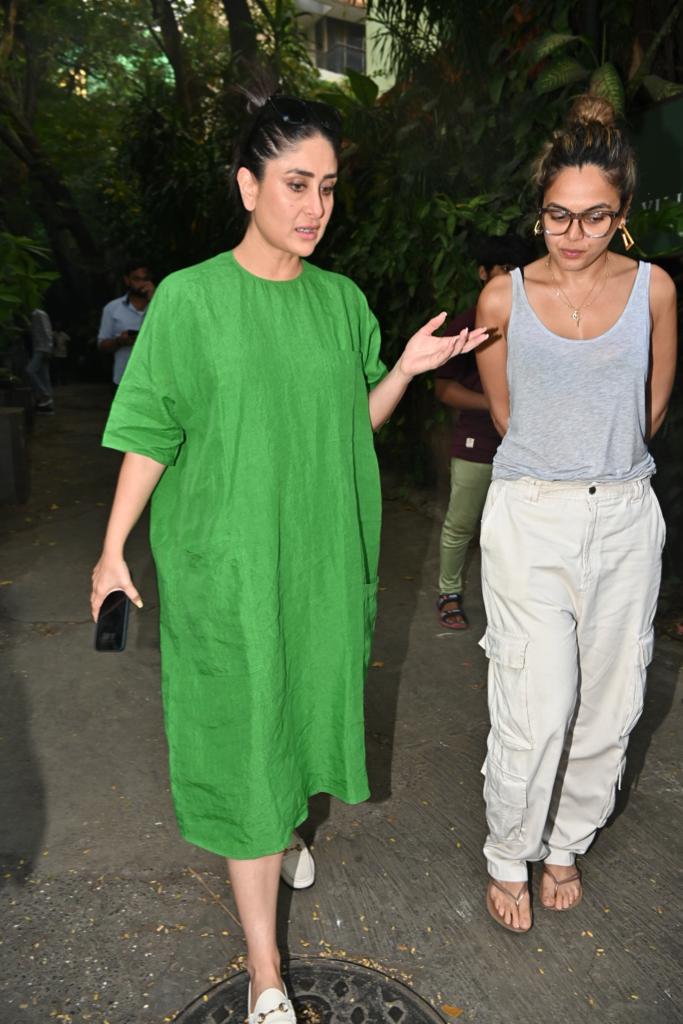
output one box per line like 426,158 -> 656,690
98,260 -> 155,387
435,235 -> 535,630
26,307 -> 55,413
52,324 -> 71,385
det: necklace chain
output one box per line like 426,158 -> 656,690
546,254 -> 610,325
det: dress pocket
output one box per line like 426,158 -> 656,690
363,577 -> 379,669
620,628 -> 654,738
480,626 -> 533,750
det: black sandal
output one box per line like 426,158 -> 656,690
436,592 -> 469,630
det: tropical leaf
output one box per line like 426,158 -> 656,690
534,57 -> 590,96
489,73 -> 505,105
641,75 -> 683,102
589,63 -> 625,116
345,70 -> 379,108
527,33 -> 578,64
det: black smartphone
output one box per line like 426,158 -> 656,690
95,590 -> 131,652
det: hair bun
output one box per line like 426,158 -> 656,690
567,94 -> 617,128
235,66 -> 279,115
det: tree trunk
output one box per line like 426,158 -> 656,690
149,0 -> 197,121
0,90 -> 105,302
222,0 -> 259,66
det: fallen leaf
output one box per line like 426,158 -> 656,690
441,1006 -> 463,1018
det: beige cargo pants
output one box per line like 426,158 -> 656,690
479,476 -> 665,882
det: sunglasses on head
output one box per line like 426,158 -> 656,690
262,96 -> 343,134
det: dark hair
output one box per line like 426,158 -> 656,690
472,234 -> 536,271
231,81 -> 342,204
533,94 -> 637,207
123,258 -> 150,277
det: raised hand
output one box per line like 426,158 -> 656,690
398,312 -> 489,378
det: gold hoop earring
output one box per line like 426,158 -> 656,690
533,219 -> 543,236
620,224 -> 635,251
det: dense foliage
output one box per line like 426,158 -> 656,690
0,0 -> 681,576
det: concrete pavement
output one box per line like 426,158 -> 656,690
1,384 -> 682,1024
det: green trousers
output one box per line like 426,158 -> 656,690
438,458 -> 492,594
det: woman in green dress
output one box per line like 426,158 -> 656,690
90,91 -> 488,1023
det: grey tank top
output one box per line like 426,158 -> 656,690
493,261 -> 655,482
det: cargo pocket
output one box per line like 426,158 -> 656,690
482,757 -> 527,841
620,628 -> 654,738
598,754 -> 626,827
479,626 -> 533,750
363,578 -> 379,669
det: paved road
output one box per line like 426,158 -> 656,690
1,385 -> 682,1024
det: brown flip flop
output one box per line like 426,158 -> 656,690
486,878 -> 532,933
541,864 -> 583,911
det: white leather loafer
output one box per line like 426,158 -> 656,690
280,830 -> 315,890
247,984 -> 297,1024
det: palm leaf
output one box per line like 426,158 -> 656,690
589,63 -> 625,116
527,33 -> 578,64
345,70 -> 379,108
534,57 -> 589,97
641,75 -> 683,102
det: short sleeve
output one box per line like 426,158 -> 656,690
102,281 -> 185,466
359,295 -> 388,390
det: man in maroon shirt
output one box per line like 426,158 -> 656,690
436,235 -> 534,629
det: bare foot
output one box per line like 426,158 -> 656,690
541,863 -> 582,910
486,878 -> 532,931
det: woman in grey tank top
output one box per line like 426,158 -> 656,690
475,95 -> 677,933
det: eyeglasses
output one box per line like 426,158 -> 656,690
539,206 -> 622,238
262,96 -> 343,134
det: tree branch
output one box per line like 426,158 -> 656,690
0,0 -> 18,65
627,0 -> 683,93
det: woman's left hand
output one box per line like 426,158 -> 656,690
398,312 -> 489,378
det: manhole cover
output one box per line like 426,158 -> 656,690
174,957 -> 445,1023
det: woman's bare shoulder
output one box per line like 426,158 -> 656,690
478,270 -> 514,318
515,256 -> 546,287
648,261 -> 677,307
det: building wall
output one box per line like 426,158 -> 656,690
294,0 -> 394,93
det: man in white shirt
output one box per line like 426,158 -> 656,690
98,261 -> 155,386
27,308 -> 55,412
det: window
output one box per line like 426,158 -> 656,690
315,16 -> 365,74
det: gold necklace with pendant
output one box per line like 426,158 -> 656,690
546,253 -> 610,325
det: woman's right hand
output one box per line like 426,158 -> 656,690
91,554 -> 143,622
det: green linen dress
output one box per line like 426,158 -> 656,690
102,251 -> 387,858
